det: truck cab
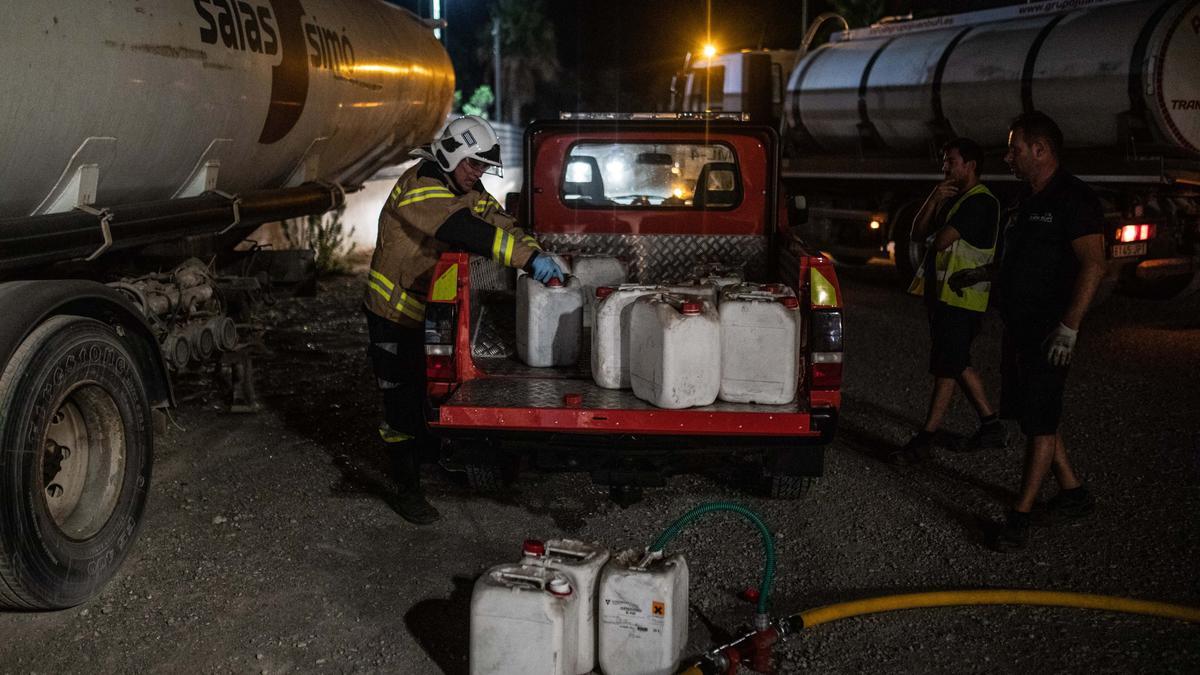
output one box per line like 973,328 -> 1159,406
421,114 -> 843,497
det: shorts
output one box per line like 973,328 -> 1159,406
927,303 -> 982,378
999,321 -> 1070,436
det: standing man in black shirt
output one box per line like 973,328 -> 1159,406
950,112 -> 1107,551
892,138 -> 1004,465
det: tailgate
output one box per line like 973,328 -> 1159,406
432,375 -> 822,437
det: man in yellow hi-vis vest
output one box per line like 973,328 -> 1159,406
891,138 -> 1004,465
364,116 -> 564,523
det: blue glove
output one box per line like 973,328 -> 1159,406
530,255 -> 565,284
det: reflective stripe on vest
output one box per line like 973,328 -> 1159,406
491,228 -> 516,266
367,268 -> 426,322
394,185 -> 455,207
908,184 -> 999,312
473,196 -> 496,214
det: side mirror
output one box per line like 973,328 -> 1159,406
505,191 -> 521,214
788,194 -> 808,226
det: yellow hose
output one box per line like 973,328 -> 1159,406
681,591 -> 1200,674
798,590 -> 1200,628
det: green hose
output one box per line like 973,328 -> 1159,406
647,502 -> 776,616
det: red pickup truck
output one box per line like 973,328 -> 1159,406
421,115 -> 843,498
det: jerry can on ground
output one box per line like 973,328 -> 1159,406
571,255 -> 628,327
517,274 -> 584,367
629,294 -> 720,409
718,283 -> 801,404
470,563 -> 580,675
592,285 -> 660,389
597,550 -> 689,675
522,539 -> 611,675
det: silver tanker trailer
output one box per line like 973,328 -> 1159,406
672,0 -> 1200,299
0,0 -> 454,609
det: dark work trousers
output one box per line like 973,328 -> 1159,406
364,308 -> 431,492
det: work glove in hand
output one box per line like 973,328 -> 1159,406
1044,323 -> 1078,366
947,267 -> 988,296
530,254 -> 565,284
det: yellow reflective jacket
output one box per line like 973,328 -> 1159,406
908,183 -> 1000,312
365,160 -> 542,326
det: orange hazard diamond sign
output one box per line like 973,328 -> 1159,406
651,601 -> 666,617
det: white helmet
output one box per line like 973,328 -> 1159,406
433,115 -> 503,176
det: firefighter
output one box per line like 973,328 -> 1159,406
364,115 -> 564,524
892,138 -> 1005,465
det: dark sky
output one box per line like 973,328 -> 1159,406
387,1 -> 1024,119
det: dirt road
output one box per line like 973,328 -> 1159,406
1,266 -> 1197,673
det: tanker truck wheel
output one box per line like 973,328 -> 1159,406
890,203 -> 922,284
0,315 -> 152,609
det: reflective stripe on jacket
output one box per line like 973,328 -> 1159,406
908,183 -> 1000,312
364,160 -> 542,326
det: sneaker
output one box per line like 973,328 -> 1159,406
888,432 -> 933,466
986,510 -> 1030,552
955,422 -> 1008,452
1043,486 -> 1095,521
387,489 -> 441,525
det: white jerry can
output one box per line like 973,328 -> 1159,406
571,255 -> 628,327
718,283 -> 802,404
629,294 -> 720,409
592,285 -> 660,389
660,281 -> 719,308
597,550 -> 689,675
522,539 -> 612,675
470,564 -> 580,675
517,274 -> 584,367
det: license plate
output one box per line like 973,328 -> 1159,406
1111,242 -> 1147,258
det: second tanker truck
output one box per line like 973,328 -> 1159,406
0,0 -> 454,609
671,0 -> 1200,299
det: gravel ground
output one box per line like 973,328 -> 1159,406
1,264 -> 1197,674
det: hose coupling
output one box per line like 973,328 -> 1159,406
754,612 -> 770,632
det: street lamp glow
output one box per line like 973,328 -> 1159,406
702,43 -> 717,59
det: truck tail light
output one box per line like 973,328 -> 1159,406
1116,223 -> 1154,243
424,302 -> 457,381
809,310 -> 843,389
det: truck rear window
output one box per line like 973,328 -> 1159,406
561,142 -> 741,209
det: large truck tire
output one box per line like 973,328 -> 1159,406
890,203 -> 922,285
0,315 -> 153,609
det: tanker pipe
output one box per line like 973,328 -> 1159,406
0,182 -> 345,277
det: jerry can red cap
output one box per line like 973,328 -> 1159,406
780,296 -> 799,310
596,286 -> 614,299
547,276 -> 563,287
681,301 -> 702,315
522,539 -> 546,556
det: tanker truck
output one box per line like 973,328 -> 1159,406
0,1 -> 454,609
671,0 -> 1200,299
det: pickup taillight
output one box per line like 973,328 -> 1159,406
424,302 -> 457,381
809,310 -> 843,389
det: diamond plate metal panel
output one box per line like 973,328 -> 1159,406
536,234 -> 768,284
470,255 -> 514,292
470,292 -> 517,359
446,376 -> 803,413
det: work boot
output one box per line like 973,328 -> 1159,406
388,487 -> 440,525
986,509 -> 1030,552
955,420 -> 1008,452
1041,485 -> 1095,523
888,430 -> 933,466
